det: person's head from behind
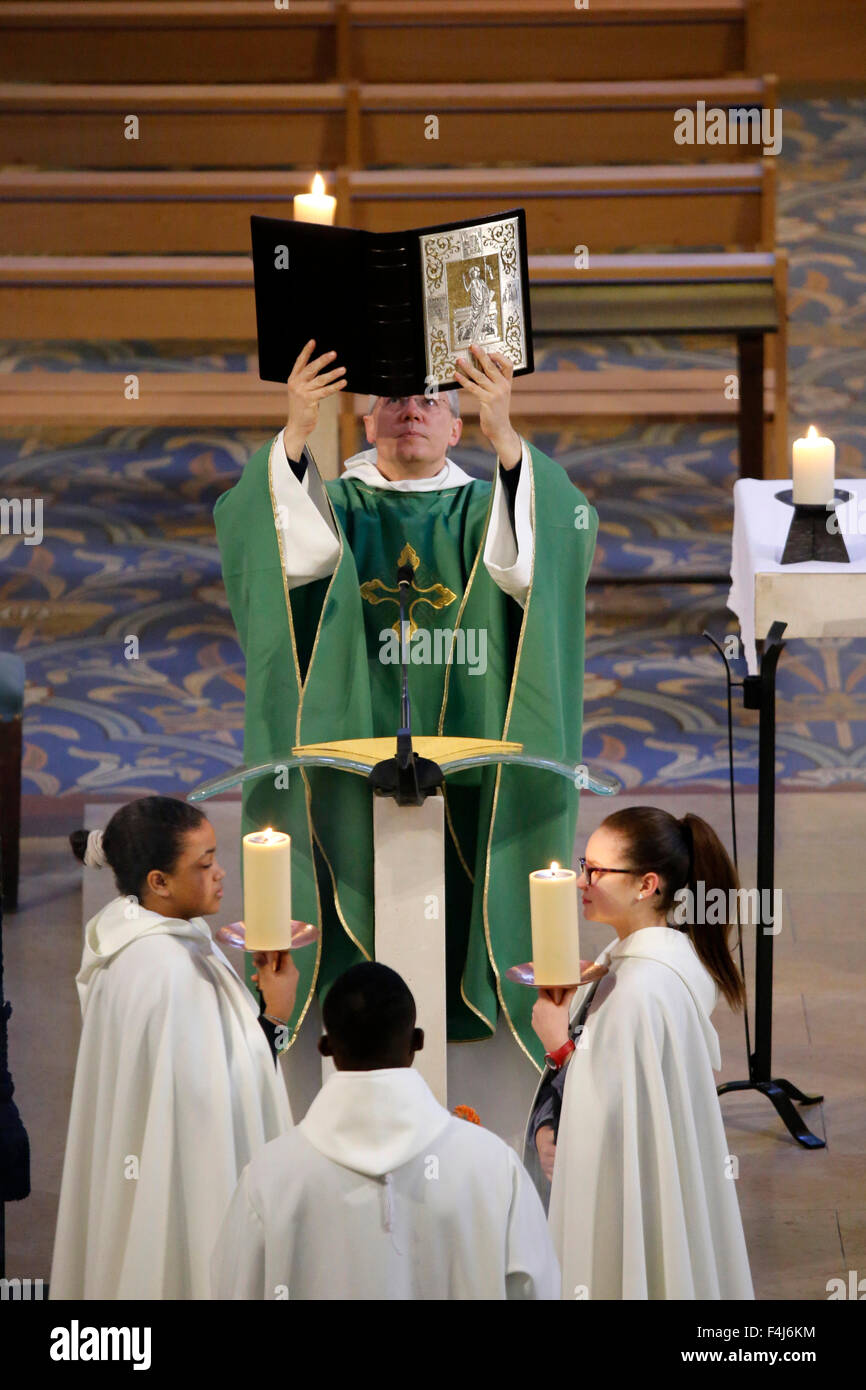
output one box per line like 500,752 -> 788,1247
319,962 -> 423,1070
579,806 -> 745,1009
363,390 -> 461,480
70,796 -> 224,920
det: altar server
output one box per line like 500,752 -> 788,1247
214,340 -> 597,1068
530,807 -> 754,1300
50,796 -> 295,1300
211,962 -> 560,1300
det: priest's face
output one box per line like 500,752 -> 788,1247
364,395 -> 463,480
143,820 -> 226,920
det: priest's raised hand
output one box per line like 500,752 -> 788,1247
283,337 -> 347,462
454,342 -> 522,468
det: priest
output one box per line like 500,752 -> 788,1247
214,340 -> 597,1070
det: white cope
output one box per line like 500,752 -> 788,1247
50,896 -> 292,1300
212,1066 -> 560,1300
546,925 -> 755,1300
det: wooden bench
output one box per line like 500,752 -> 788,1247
515,249 -> 788,479
0,251 -> 787,479
4,0 -> 860,89
339,251 -> 787,478
0,83 -> 346,170
347,1 -> 747,83
0,170 -> 313,255
0,0 -> 746,84
335,162 -> 775,253
0,74 -> 777,175
350,76 -> 777,167
0,152 -> 776,256
0,1 -> 338,84
0,255 -> 257,340
0,366 -> 773,427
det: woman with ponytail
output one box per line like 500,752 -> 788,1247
527,806 -> 753,1300
51,797 -> 294,1300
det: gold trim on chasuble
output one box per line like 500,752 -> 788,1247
428,478 -> 495,1032
439,454 -> 542,1067
266,441 -> 368,1056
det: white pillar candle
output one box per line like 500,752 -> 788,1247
529,861 -> 581,986
293,172 -> 336,225
792,424 -> 835,505
242,827 -> 292,950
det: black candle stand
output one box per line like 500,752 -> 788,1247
707,624 -> 826,1148
775,489 -> 852,565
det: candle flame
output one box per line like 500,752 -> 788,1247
311,172 -> 325,196
807,424 -> 819,439
550,861 -> 560,873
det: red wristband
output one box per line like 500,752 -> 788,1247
544,1039 -> 576,1070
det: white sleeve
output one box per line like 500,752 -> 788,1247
482,438 -> 533,609
210,1167 -> 267,1300
504,1152 -> 562,1300
271,429 -> 342,590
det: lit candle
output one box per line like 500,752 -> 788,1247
792,424 -> 835,506
529,861 -> 581,986
293,172 -> 336,226
242,827 -> 292,950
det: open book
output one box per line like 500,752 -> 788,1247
251,208 -> 533,396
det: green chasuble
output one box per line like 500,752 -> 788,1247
214,439 -> 597,1071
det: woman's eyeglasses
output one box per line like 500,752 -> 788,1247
578,857 -> 634,887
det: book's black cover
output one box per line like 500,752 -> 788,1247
251,208 -> 533,397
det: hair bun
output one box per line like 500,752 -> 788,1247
69,829 -> 89,863
69,828 -> 107,868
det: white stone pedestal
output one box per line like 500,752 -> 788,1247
373,791 -> 448,1103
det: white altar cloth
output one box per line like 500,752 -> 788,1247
728,478 -> 866,673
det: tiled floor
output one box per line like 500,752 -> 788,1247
4,787 -> 864,1300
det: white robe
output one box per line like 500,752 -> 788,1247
211,1066 -> 560,1300
50,897 -> 292,1300
271,430 -> 534,606
547,927 -> 754,1300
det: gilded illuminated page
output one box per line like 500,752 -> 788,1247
419,214 -> 529,389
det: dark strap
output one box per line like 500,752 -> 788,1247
498,457 -> 521,533
570,976 -> 601,1039
287,450 -> 308,484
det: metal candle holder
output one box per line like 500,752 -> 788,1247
775,489 -> 852,565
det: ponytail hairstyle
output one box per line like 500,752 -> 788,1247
601,806 -> 745,1010
70,796 -> 207,901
